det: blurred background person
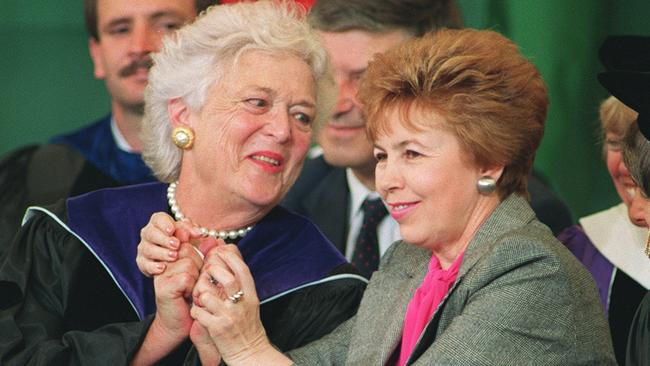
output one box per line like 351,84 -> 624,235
0,0 -> 216,253
0,2 -> 365,364
622,123 -> 650,366
182,29 -> 615,365
600,34 -> 650,366
558,95 -> 650,365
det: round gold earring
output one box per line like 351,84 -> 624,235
172,126 -> 194,150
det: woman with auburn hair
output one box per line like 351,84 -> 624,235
138,28 -> 616,364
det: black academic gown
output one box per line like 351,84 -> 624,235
626,291 -> 650,366
0,183 -> 366,365
0,115 -> 156,257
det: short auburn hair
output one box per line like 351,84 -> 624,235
360,28 -> 548,199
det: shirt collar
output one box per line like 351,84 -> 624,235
111,117 -> 135,153
346,168 -> 381,217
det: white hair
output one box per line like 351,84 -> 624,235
141,0 -> 334,182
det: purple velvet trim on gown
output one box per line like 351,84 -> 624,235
557,225 -> 614,312
65,182 -> 347,319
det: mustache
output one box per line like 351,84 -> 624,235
119,58 -> 154,77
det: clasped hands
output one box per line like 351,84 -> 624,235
136,213 -> 274,365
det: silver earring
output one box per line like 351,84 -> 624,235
477,176 -> 496,195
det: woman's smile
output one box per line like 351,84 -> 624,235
249,151 -> 284,173
387,201 -> 420,221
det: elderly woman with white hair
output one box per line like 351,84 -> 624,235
0,2 -> 365,365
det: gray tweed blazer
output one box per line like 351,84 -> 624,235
289,195 -> 616,365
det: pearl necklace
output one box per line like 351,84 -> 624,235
167,181 -> 254,240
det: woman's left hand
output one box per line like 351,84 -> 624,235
190,245 -> 288,365
190,320 -> 222,365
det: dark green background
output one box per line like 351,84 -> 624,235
1,1 -> 649,221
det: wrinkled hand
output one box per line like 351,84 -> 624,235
191,245 -> 278,365
190,320 -> 222,365
137,212 -> 217,276
151,242 -> 203,343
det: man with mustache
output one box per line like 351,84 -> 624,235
283,0 -> 573,279
0,0 -> 215,252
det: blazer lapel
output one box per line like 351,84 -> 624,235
406,195 -> 537,365
302,167 -> 349,253
346,243 -> 430,365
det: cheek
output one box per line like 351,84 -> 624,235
292,130 -> 312,157
606,151 -> 621,178
643,205 -> 650,228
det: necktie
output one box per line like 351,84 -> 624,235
352,197 -> 388,278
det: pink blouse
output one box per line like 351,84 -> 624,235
397,251 -> 465,366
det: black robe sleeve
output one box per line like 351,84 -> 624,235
1,202 -> 366,366
0,204 -> 153,365
0,144 -> 39,253
260,263 -> 366,351
182,264 -> 366,365
626,291 -> 650,366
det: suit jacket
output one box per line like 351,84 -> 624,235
283,156 -> 350,253
283,156 -> 573,255
289,195 -> 616,365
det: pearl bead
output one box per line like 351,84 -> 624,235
167,181 -> 254,242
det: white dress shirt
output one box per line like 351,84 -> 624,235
344,168 -> 401,261
110,117 -> 135,153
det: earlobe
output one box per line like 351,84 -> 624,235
480,165 -> 505,182
89,38 -> 105,79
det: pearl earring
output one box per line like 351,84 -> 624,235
477,176 -> 497,195
172,126 -> 195,149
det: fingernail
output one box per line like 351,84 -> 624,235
168,251 -> 177,259
156,263 -> 165,271
169,239 -> 179,249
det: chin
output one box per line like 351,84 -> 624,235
244,190 -> 283,209
399,228 -> 429,249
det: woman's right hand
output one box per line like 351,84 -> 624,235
190,245 -> 292,365
190,319 -> 222,365
136,212 -> 199,276
132,242 -> 205,365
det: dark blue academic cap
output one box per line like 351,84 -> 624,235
598,35 -> 650,139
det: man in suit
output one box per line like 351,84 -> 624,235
0,0 -> 215,252
283,0 -> 573,277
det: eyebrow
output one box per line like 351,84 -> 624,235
250,86 -> 316,109
293,99 -> 316,109
101,10 -> 188,31
393,139 -> 427,150
149,10 -> 188,22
